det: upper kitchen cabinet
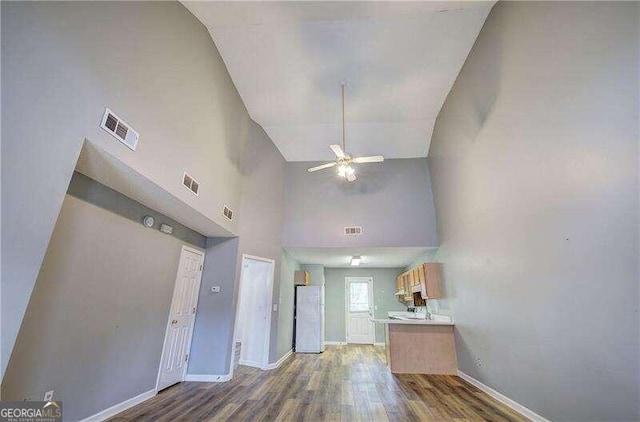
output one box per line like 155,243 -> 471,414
421,263 -> 443,299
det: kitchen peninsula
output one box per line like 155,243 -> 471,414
371,313 -> 457,375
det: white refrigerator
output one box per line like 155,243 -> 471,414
295,285 -> 325,353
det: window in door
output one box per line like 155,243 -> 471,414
349,282 -> 370,312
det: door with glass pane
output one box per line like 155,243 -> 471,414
345,277 -> 375,344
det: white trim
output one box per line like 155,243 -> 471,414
155,246 -> 205,391
457,370 -> 550,422
344,276 -> 375,344
239,359 -> 263,368
185,373 -> 232,382
373,342 -> 386,346
229,254 -> 276,379
78,389 -> 156,422
324,341 -> 347,346
264,349 -> 293,370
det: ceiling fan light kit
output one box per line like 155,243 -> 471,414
307,83 -> 384,182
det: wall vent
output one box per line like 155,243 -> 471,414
182,172 -> 200,195
100,108 -> 139,150
223,206 -> 234,221
344,226 -> 363,235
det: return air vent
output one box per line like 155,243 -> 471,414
344,226 -> 363,235
182,172 -> 200,196
223,206 -> 234,221
100,108 -> 139,151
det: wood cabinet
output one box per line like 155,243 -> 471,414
421,263 -> 443,299
403,273 -> 412,301
395,263 -> 443,301
294,270 -> 310,285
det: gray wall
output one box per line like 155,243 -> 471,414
3,192 -> 203,421
428,2 -> 639,421
2,1 -> 255,376
277,251 -> 300,357
284,158 -> 438,248
189,120 -> 288,374
300,264 -> 325,286
324,268 -> 406,343
188,237 -> 239,376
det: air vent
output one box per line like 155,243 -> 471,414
344,226 -> 363,235
223,206 -> 234,221
100,108 -> 139,151
182,172 -> 200,196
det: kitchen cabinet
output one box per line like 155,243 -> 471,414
394,263 -> 444,301
395,274 -> 404,293
422,263 -> 443,299
294,270 -> 310,285
403,273 -> 412,301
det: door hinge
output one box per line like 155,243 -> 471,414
200,265 -> 203,271
185,354 -> 189,362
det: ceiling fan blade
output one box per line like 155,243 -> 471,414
330,144 -> 346,159
352,155 -> 384,164
308,162 -> 336,172
346,172 -> 357,182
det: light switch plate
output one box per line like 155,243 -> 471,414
44,390 -> 54,401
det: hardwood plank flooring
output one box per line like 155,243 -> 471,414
109,345 -> 529,422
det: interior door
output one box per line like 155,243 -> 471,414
237,257 -> 274,368
158,246 -> 204,391
346,277 -> 375,344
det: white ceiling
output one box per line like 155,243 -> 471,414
183,1 -> 494,161
286,247 -> 436,268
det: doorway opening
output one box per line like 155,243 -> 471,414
232,254 -> 275,373
345,276 -> 375,344
156,245 -> 204,391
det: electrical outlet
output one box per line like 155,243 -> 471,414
44,390 -> 54,401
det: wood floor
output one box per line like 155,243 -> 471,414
109,345 -> 529,422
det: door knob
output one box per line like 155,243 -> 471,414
171,319 -> 178,325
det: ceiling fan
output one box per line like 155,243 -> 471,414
307,83 -> 384,182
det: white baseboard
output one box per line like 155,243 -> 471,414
457,370 -> 550,422
184,373 -> 232,382
79,389 -> 156,422
324,341 -> 347,345
264,349 -> 293,370
374,342 -> 386,346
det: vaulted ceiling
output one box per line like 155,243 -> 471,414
184,1 -> 494,161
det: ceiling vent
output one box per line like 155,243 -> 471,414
182,172 -> 200,196
100,108 -> 139,151
223,206 -> 234,221
344,226 -> 363,235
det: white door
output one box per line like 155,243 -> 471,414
157,246 -> 204,390
236,256 -> 274,369
345,277 -> 375,344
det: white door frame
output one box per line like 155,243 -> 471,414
229,254 -> 275,376
344,276 -> 375,344
155,245 -> 205,391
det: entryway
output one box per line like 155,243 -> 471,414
233,255 -> 275,371
345,277 -> 375,344
157,246 -> 204,391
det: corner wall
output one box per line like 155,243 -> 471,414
428,2 -> 639,420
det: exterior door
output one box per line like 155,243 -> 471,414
157,246 -> 204,390
345,277 -> 375,344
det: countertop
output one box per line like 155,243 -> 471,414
370,317 -> 454,326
